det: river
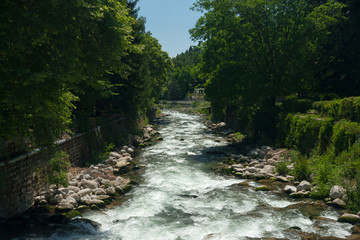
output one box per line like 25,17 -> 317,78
52,111 -> 352,240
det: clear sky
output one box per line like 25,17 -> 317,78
136,0 -> 202,58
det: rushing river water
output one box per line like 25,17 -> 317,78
53,111 -> 352,240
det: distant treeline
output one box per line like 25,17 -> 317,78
0,0 -> 173,157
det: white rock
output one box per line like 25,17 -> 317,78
68,193 -> 80,202
78,188 -> 92,197
297,180 -> 311,192
80,179 -> 99,189
330,185 -> 345,200
127,147 -> 134,154
66,197 -> 78,207
67,186 -> 80,193
246,167 -> 258,173
93,188 -> 106,195
110,152 -> 122,159
284,185 -> 297,194
106,187 -> 116,195
57,202 -> 74,211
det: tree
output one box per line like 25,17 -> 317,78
0,0 -> 133,157
191,0 -> 345,140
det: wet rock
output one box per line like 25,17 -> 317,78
256,185 -> 270,191
338,213 -> 360,224
297,180 -> 311,192
331,198 -> 346,208
284,185 -> 297,194
88,199 -> 106,208
80,179 -> 99,189
106,187 -> 116,196
68,218 -> 101,232
56,202 -> 74,212
276,176 -> 289,182
352,224 -> 360,234
290,191 -> 309,198
330,185 -> 345,200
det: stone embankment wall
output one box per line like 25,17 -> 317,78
0,117 -> 129,218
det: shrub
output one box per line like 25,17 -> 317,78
332,120 -> 360,155
86,142 -> 115,167
290,151 -> 311,181
48,151 -> 71,187
345,173 -> 360,213
282,95 -> 313,113
313,97 -> 360,122
275,161 -> 289,176
284,114 -> 333,155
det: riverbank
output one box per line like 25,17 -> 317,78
0,123 -> 163,239
206,121 -> 360,239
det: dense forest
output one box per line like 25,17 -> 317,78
0,0 -> 172,158
164,46 -> 202,100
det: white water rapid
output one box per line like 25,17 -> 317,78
52,111 -> 352,240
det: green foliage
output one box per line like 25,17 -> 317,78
165,46 -> 203,100
191,0 -> 345,138
275,161 -> 289,176
290,151 -> 311,181
86,142 -> 114,167
282,96 -> 314,113
313,97 -> 360,122
345,173 -> 360,213
284,114 -> 333,155
232,132 -> 246,142
48,151 -> 70,187
332,120 -> 360,155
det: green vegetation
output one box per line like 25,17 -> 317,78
86,142 -> 115,167
275,161 -> 289,176
48,151 -> 71,187
313,97 -> 360,122
164,47 -> 203,100
0,0 -> 172,159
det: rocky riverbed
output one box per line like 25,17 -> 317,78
2,112 -> 360,239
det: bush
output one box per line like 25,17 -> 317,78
290,151 -> 311,181
275,161 -> 289,176
345,173 -> 360,213
284,114 -> 333,155
282,95 -> 313,113
332,120 -> 360,155
313,97 -> 360,122
48,151 -> 71,187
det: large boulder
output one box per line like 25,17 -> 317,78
338,214 -> 360,224
80,179 -> 99,189
284,185 -> 297,194
297,181 -> 311,192
330,185 -> 345,200
93,188 -> 106,195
